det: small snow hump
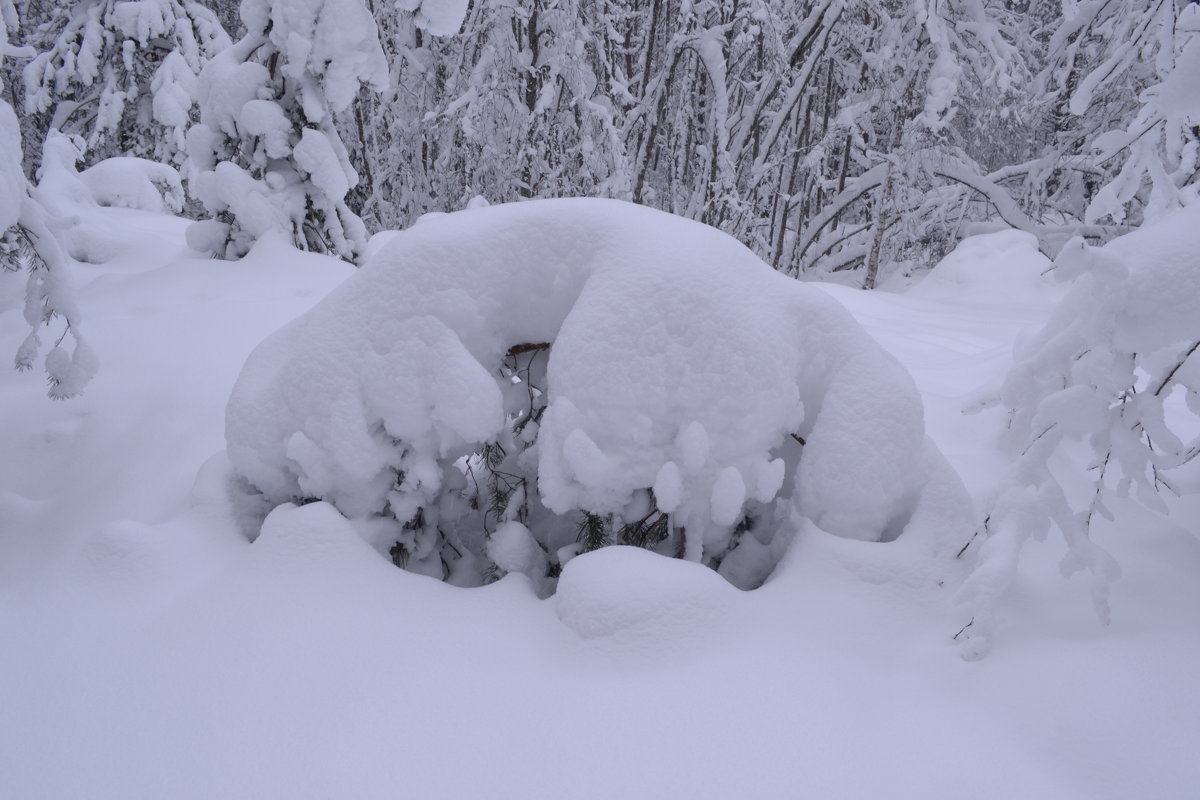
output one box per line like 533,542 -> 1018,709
225,198 -> 972,592
555,546 -> 734,641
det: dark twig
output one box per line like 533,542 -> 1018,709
956,515 -> 990,559
506,342 -> 551,357
1153,340 -> 1200,396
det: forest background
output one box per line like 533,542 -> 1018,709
3,0 -> 1196,295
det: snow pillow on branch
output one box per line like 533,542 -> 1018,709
226,199 -> 973,592
78,157 -> 184,213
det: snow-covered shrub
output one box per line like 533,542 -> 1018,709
959,207 -> 1200,659
186,0 -> 387,263
22,0 -> 230,167
226,199 -> 972,592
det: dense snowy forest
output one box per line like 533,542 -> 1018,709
1,1 -> 1198,797
5,1 -> 1198,276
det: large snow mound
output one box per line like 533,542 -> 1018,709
910,229 -> 1052,304
226,198 -> 973,588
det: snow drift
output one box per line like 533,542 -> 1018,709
226,198 -> 973,589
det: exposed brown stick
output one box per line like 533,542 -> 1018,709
506,342 -> 551,357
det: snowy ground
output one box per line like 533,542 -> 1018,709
1,208 -> 1197,798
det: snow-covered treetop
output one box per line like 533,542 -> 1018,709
394,0 -> 470,36
185,0 -> 390,262
239,0 -> 387,119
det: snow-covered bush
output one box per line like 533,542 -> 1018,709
959,206 -> 1200,659
226,199 -> 972,591
186,0 -> 387,263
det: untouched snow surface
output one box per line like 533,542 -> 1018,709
1,206 -> 1198,798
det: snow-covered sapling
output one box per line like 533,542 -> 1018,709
186,0 -> 388,262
